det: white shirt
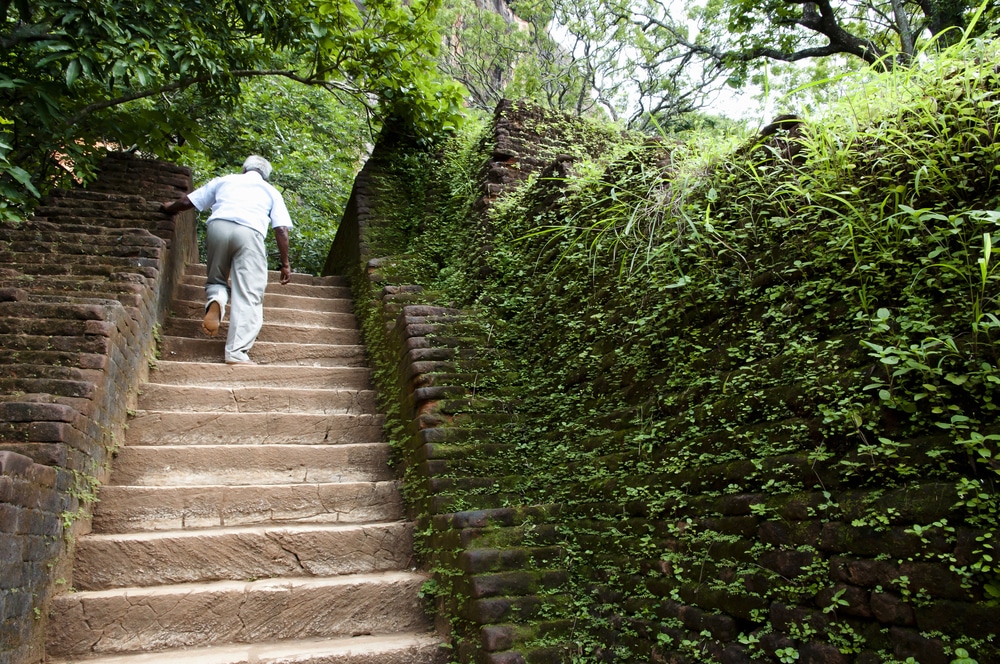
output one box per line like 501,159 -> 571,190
187,171 -> 292,236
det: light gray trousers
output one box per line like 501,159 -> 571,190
204,219 -> 268,363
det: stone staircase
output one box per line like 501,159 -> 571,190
45,265 -> 447,663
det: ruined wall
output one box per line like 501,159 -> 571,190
325,102 -> 624,663
327,96 -> 1000,664
0,154 -> 195,662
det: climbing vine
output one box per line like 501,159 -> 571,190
349,37 -> 1000,664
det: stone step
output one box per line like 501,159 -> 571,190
170,298 -> 355,324
159,337 -> 368,366
125,412 -> 384,445
162,318 -> 362,345
137,384 -> 378,415
185,263 -> 350,288
47,572 -> 431,657
45,632 -> 448,664
175,282 -> 351,303
108,444 -> 393,486
148,361 -> 372,390
179,273 -> 351,298
73,522 -> 415,590
0,250 -> 161,270
174,284 -> 355,313
92,481 -> 404,533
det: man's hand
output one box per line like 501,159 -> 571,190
274,226 -> 292,285
160,196 -> 194,215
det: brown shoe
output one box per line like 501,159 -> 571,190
202,301 -> 221,337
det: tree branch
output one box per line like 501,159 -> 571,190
68,70 -> 368,126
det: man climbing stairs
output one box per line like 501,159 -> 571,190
45,265 -> 447,663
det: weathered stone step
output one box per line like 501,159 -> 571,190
185,263 -> 349,288
170,298 -> 354,322
47,571 -> 431,657
0,239 -> 160,259
148,361 -> 372,390
1,261 -> 156,280
179,273 -> 350,296
0,250 -> 160,270
175,282 -> 351,302
92,481 -> 404,533
24,215 -> 163,232
159,337 -> 368,366
108,444 -> 393,486
173,289 -> 355,313
163,318 -> 362,345
0,225 -> 159,245
73,521 -> 415,590
0,276 -> 148,297
45,632 -> 448,664
137,384 -> 378,414
0,217 -> 143,232
125,412 -> 384,445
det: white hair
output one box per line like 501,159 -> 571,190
242,155 -> 272,181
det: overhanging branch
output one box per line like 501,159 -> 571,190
68,70 -> 369,127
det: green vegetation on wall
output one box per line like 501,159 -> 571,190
348,37 -> 1000,663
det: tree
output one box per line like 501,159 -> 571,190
0,0 -> 465,217
672,0 -> 998,83
170,75 -> 372,275
437,0 -> 727,129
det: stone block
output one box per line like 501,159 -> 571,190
870,592 -> 915,625
0,503 -> 21,534
759,548 -> 816,578
816,584 -> 871,618
0,452 -> 33,478
481,624 -> 516,651
468,597 -> 513,624
898,561 -> 974,601
485,652 -> 526,664
0,538 -> 22,565
914,600 -> 1000,638
798,641 -> 849,664
889,626 -> 947,664
828,556 -> 896,588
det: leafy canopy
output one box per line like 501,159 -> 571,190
0,0 -> 465,216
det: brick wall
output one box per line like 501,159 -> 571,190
326,102 -> 1000,664
325,107 -> 615,663
0,153 -> 195,662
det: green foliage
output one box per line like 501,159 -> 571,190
695,0 -> 999,82
357,35 -> 1000,662
0,0 -> 465,213
172,75 -> 370,275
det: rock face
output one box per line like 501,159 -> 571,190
44,265 -> 447,663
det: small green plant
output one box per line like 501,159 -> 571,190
951,648 -> 979,664
775,646 -> 800,663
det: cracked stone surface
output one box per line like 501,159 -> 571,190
170,297 -> 354,321
46,265 -> 442,661
149,362 -> 373,390
138,385 -> 378,414
48,573 -> 430,656
159,337 -> 370,367
92,482 -> 405,532
109,444 -> 393,486
73,522 -> 415,589
46,633 -> 448,664
125,411 -> 385,445
163,318 -> 363,345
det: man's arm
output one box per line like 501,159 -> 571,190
274,226 -> 291,285
160,195 -> 195,215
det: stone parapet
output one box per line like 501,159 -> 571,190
0,153 -> 196,662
